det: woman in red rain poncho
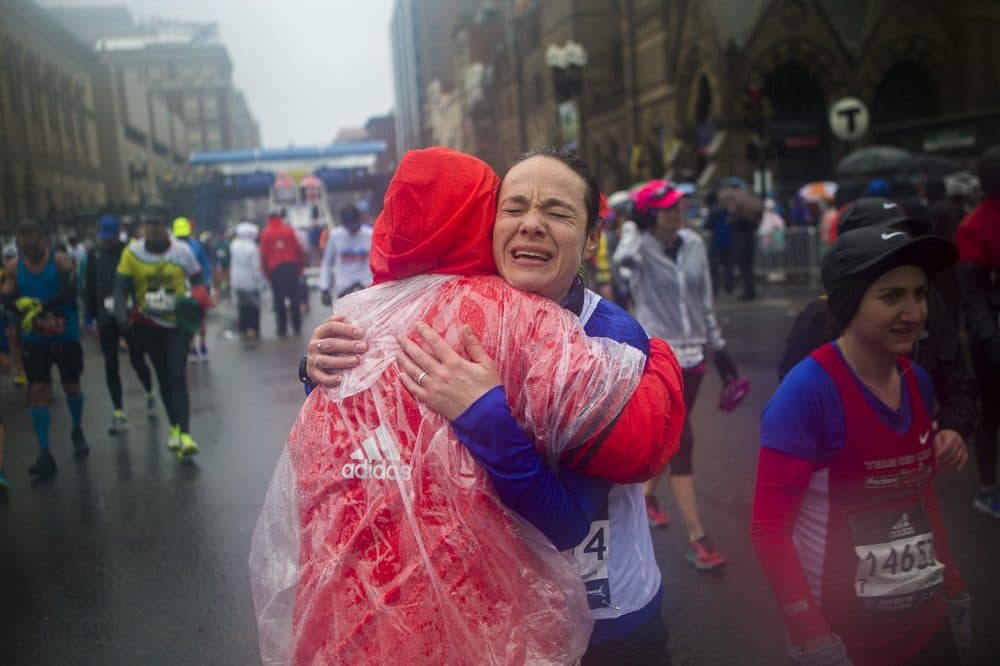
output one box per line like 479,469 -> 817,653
250,148 -> 683,665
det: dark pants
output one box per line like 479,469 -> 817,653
133,325 -> 191,431
97,314 -> 152,410
269,263 -> 302,336
671,366 -> 704,476
235,290 -> 260,335
972,345 -> 1000,486
582,609 -> 671,666
709,245 -> 734,296
732,229 -> 757,299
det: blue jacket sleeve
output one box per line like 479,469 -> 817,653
451,386 -> 611,550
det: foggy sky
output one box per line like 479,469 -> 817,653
40,0 -> 396,148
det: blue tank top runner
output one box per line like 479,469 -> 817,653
17,254 -> 79,344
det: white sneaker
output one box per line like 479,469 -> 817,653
108,410 -> 129,434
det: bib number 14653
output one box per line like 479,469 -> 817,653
852,510 -> 943,612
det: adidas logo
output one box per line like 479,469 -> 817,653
889,513 -> 916,539
341,425 -> 412,481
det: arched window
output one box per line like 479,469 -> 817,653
872,59 -> 940,126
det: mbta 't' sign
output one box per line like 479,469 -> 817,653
828,97 -> 870,142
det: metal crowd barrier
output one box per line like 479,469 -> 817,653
754,226 -> 822,287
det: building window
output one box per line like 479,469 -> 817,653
187,128 -> 203,150
25,58 -> 41,122
149,66 -> 164,82
205,125 -> 223,150
182,94 -> 200,120
202,94 -> 219,120
4,45 -> 21,115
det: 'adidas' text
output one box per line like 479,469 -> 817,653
341,425 -> 412,482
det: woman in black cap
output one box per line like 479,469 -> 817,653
751,227 -> 971,665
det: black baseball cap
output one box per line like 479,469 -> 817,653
821,226 -> 957,292
139,206 -> 170,225
838,197 -> 929,236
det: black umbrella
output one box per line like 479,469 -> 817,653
896,153 -> 963,177
835,145 -> 911,176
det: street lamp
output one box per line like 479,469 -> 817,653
545,41 -> 587,154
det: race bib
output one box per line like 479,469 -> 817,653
673,344 -> 705,369
144,288 -> 176,314
571,518 -> 611,610
33,312 -> 67,337
103,296 -> 114,311
851,506 -> 943,613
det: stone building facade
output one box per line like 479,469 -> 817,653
51,9 -> 261,155
0,0 -> 105,231
431,0 -> 1000,194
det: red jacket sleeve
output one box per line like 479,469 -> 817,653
750,446 -> 832,645
562,338 -> 684,483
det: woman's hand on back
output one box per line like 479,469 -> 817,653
306,314 -> 368,388
397,323 -> 500,421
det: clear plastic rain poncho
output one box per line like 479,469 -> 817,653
250,148 -> 650,665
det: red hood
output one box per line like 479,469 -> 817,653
370,147 -> 499,284
265,215 -> 284,229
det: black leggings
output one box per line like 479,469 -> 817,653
133,326 -> 192,432
269,263 -> 302,336
670,367 -> 704,476
97,315 -> 152,410
581,608 -> 671,666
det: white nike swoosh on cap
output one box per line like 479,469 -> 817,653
882,202 -> 897,210
881,231 -> 904,240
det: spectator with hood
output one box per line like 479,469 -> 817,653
258,212 -> 306,337
229,222 -> 265,341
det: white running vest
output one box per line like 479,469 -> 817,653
570,290 -> 662,619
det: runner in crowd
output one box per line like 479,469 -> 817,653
2,220 -> 89,482
1,245 -> 26,386
229,222 -> 265,340
753,226 -> 970,665
206,230 -> 231,300
84,215 -> 155,434
304,148 -> 685,664
255,147 -> 684,665
778,198 -> 977,475
259,212 -> 306,337
114,208 -> 204,459
173,217 -> 212,362
955,145 -> 1000,516
318,204 -> 373,306
612,179 -> 739,570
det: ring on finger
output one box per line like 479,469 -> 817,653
416,371 -> 428,386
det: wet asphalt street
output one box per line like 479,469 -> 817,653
0,287 -> 997,665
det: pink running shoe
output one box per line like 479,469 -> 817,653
685,535 -> 727,570
718,377 -> 750,413
645,495 -> 670,528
